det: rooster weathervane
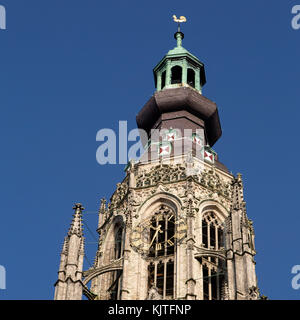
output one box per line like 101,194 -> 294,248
172,15 -> 187,32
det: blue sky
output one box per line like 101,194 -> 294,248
0,0 -> 299,300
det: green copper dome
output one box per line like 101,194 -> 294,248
153,32 -> 206,93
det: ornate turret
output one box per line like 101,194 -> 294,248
226,174 -> 259,299
153,31 -> 206,93
54,203 -> 85,300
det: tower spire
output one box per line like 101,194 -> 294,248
228,174 -> 258,299
68,203 -> 84,237
54,203 -> 85,300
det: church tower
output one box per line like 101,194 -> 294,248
54,19 -> 261,300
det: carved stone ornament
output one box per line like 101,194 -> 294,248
248,286 -> 260,300
147,286 -> 162,300
110,178 -> 129,207
196,168 -> 231,198
136,164 -> 187,188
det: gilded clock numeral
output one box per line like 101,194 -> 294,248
167,239 -> 174,246
156,243 -> 162,251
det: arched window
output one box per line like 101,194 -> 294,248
187,68 -> 195,88
161,71 -> 166,89
201,256 -> 226,300
202,219 -> 208,248
114,227 -> 123,260
202,212 -> 224,250
171,66 -> 182,84
108,224 -> 124,300
201,212 -> 226,300
147,205 -> 175,299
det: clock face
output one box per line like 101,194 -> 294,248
130,208 -> 187,256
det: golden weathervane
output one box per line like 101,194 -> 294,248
172,15 -> 187,31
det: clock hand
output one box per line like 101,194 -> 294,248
149,225 -> 163,248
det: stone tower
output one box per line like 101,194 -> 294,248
54,27 -> 260,300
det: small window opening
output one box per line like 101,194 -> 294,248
171,66 -> 182,84
187,68 -> 195,87
161,71 -> 166,89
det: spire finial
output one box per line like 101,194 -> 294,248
73,203 -> 84,213
68,203 -> 84,236
237,173 -> 243,182
100,198 -> 106,214
173,15 -> 186,47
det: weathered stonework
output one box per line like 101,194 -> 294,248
54,155 -> 259,300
